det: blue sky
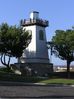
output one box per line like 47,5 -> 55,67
0,0 -> 74,65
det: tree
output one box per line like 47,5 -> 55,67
0,23 -> 31,70
48,29 -> 74,77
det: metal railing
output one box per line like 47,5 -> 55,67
20,19 -> 49,27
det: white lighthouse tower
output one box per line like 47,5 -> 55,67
19,11 -> 52,76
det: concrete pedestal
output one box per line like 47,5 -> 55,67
15,63 -> 53,76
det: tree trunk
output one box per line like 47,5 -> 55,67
1,54 -> 11,72
67,60 -> 71,78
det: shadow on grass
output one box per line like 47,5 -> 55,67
0,71 -> 48,84
0,71 -> 74,85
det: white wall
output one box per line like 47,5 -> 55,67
21,25 -> 49,63
22,25 -> 36,58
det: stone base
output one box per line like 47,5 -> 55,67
15,63 -> 53,76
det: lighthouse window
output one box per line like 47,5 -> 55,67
39,30 -> 44,40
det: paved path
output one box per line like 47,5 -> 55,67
0,83 -> 74,99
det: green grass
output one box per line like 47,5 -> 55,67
39,78 -> 74,85
0,67 -> 13,73
0,68 -> 74,84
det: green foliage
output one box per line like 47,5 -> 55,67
0,23 -> 31,68
52,29 -> 74,61
48,28 -> 74,76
